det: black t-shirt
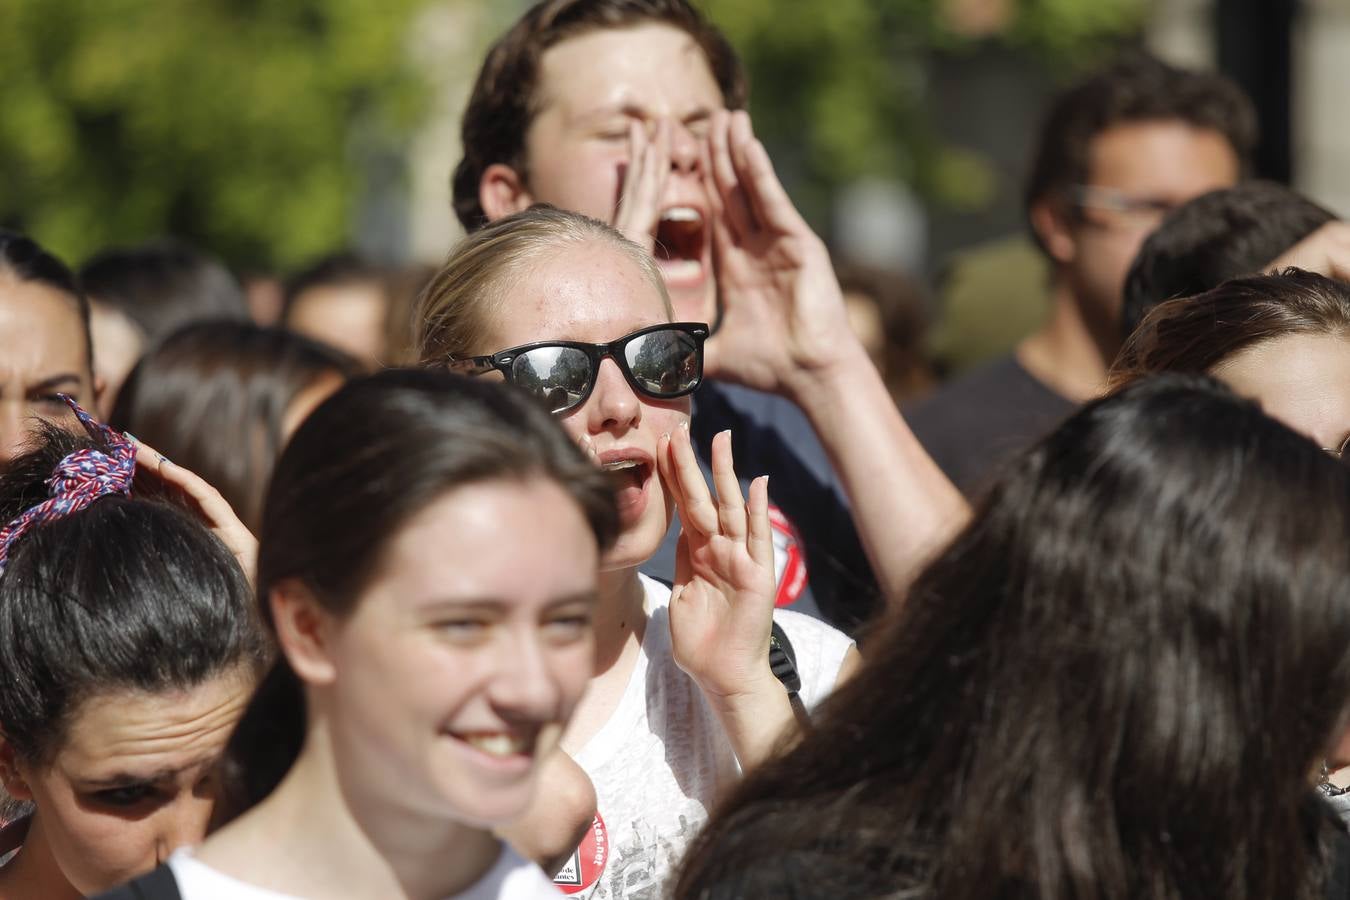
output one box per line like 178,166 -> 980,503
904,354 -> 1076,498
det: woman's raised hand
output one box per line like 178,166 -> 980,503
129,438 -> 258,585
657,423 -> 777,702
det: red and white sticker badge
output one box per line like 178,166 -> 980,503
554,812 -> 609,896
768,504 -> 807,607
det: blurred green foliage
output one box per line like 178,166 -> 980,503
703,0 -> 1148,223
0,0 -> 426,270
0,0 -> 1145,271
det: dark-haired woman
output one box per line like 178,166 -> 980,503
110,321 -> 360,531
675,374 -> 1350,900
0,232 -> 100,461
0,406 -> 265,899
105,370 -> 621,899
1112,267 -> 1350,456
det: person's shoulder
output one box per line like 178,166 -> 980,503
697,380 -> 799,424
771,607 -> 854,707
696,382 -> 824,457
638,572 -> 673,612
453,844 -> 562,900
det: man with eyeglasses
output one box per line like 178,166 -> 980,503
907,54 -> 1255,496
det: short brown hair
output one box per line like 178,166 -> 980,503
1025,53 -> 1258,256
1109,267 -> 1350,388
452,0 -> 748,231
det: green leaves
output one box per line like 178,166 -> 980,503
0,0 -> 426,270
701,0 -> 1147,224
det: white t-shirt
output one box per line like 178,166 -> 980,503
563,574 -> 853,900
166,842 -> 560,900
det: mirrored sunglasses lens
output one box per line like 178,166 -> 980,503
512,347 -> 592,413
624,329 -> 700,396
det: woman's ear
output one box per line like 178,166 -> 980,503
0,735 -> 33,802
270,578 -> 338,687
480,164 -> 536,222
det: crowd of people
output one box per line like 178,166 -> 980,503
0,1 -> 1348,898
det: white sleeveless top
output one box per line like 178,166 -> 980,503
566,574 -> 853,899
166,843 -> 560,899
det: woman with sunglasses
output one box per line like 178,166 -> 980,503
416,204 -> 859,898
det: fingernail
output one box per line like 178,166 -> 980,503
156,453 -> 172,466
122,431 -> 139,443
680,421 -> 690,431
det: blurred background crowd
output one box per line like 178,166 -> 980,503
5,0 -> 1344,403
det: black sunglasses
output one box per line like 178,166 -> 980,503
448,322 -> 708,415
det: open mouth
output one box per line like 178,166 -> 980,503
653,207 -> 707,286
600,458 -> 653,525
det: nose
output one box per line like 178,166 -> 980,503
489,630 -> 564,720
670,119 -> 700,175
154,793 -> 215,864
584,357 -> 640,434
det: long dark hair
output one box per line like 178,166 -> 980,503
0,424 -> 263,770
217,368 -> 619,821
1111,267 -> 1350,387
676,374 -> 1350,900
109,320 -> 360,531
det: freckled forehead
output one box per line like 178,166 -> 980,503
489,241 -> 670,347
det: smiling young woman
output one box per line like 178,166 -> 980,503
102,369 -> 620,900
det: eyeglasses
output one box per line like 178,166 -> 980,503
448,322 -> 708,415
1068,184 -> 1180,226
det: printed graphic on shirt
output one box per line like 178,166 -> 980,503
768,504 -> 807,607
554,813 -> 608,895
581,810 -> 700,900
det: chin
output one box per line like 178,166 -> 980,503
600,506 -> 672,573
601,528 -> 665,573
668,283 -> 717,327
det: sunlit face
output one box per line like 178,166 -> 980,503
88,300 -> 145,419
476,240 -> 690,571
513,24 -> 724,324
1212,332 -> 1350,454
314,478 -> 599,828
1048,121 -> 1240,349
285,282 -> 387,369
2,669 -> 252,895
0,275 -> 97,461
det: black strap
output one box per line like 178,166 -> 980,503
770,621 -> 809,725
